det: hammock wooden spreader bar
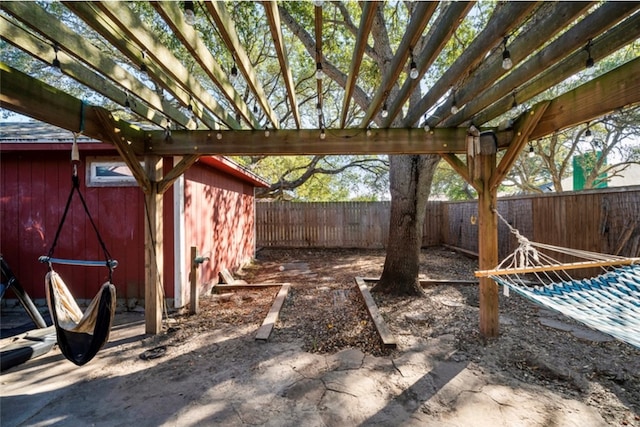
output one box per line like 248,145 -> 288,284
39,256 -> 119,269
476,257 -> 640,277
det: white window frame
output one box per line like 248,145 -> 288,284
86,156 -> 144,187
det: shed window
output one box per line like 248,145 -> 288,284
86,156 -> 143,187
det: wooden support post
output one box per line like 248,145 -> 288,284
477,151 -> 499,338
144,155 -> 163,334
189,246 -> 198,315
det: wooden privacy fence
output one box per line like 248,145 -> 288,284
256,186 -> 640,259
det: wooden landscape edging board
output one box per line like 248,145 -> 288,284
360,277 -> 479,286
355,277 -> 397,349
255,283 -> 290,341
213,283 -> 283,292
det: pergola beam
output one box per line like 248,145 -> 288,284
340,1 -> 379,128
491,102 -> 550,190
143,127 -> 505,156
263,1 -> 301,129
0,62 -> 145,150
206,1 -> 279,129
530,56 -> 640,140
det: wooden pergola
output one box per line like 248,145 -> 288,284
1,2 -> 639,335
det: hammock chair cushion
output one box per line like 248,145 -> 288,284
46,270 -> 116,366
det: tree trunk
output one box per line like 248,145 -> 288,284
373,154 -> 440,296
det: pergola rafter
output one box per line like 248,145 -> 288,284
402,1 -> 541,128
205,0 -> 279,129
151,1 -> 260,129
442,1 -> 640,128
358,0 -> 436,128
339,1 -> 378,128
263,1 -> 301,129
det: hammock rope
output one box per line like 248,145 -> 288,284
41,131 -> 117,365
476,210 -> 640,349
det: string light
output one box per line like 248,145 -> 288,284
585,39 -> 594,69
528,141 -> 535,158
450,90 -> 458,115
164,119 -> 172,139
51,43 -> 62,75
216,130 -> 222,140
501,36 -> 513,70
183,1 -> 196,26
366,126 -> 372,137
140,51 -> 148,75
585,122 -> 594,142
230,54 -> 238,81
409,50 -> 419,80
381,102 -> 388,118
320,127 -> 326,140
124,92 -> 132,113
315,62 -> 323,80
265,128 -> 270,138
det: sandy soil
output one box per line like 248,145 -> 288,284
1,247 -> 638,426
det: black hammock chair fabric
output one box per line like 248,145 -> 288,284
46,271 -> 116,366
44,167 -> 117,366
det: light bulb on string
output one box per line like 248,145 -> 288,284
51,43 -> 62,76
230,55 -> 238,82
315,62 -> 323,80
585,39 -> 595,69
450,89 -> 459,114
381,102 -> 388,118
501,37 -> 512,70
140,51 -> 148,76
528,142 -> 535,158
585,123 -> 594,143
409,51 -> 419,80
320,127 -> 326,140
183,1 -> 196,26
124,92 -> 132,113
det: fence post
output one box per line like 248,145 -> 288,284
189,246 -> 209,315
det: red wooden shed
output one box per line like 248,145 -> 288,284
0,122 -> 268,310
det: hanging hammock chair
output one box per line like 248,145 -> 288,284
40,136 -> 118,365
476,210 -> 640,349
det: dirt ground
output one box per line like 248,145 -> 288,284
1,247 -> 639,426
